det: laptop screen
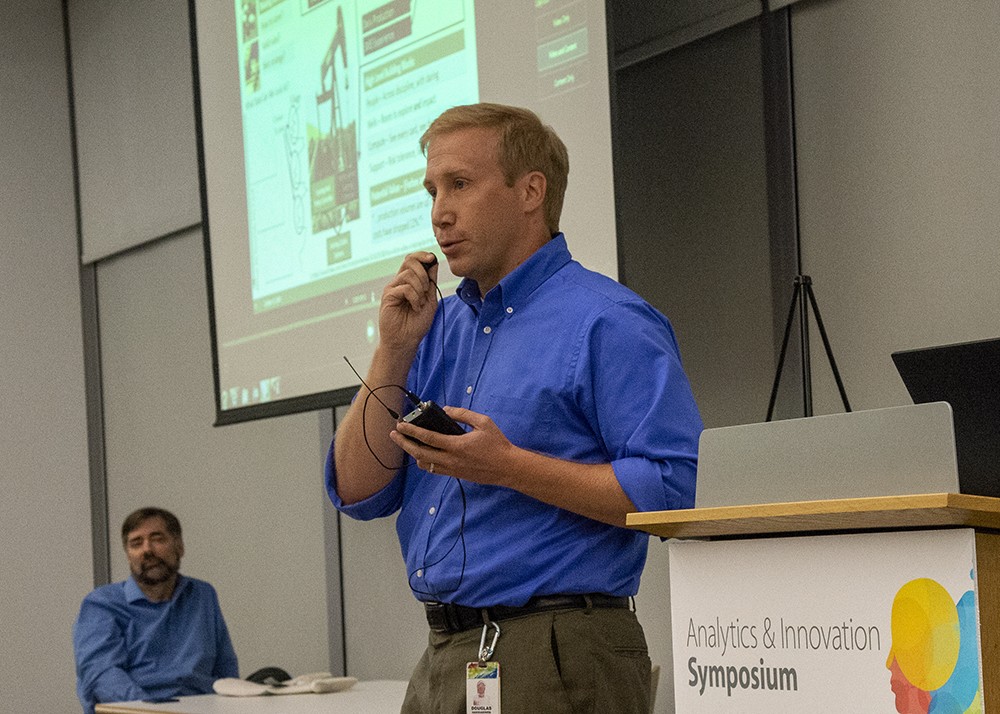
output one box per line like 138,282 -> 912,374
891,337 -> 1000,497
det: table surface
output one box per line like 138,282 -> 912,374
95,680 -> 408,714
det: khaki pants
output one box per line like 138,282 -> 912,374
401,606 -> 651,714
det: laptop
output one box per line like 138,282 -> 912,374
695,402 -> 960,508
891,337 -> 1000,498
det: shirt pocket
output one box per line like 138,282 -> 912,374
480,394 -> 558,451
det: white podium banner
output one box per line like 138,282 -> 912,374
668,529 -> 984,713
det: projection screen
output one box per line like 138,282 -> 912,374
192,0 -> 618,424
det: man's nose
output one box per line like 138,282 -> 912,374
430,195 -> 454,228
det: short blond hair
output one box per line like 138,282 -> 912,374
420,103 -> 569,234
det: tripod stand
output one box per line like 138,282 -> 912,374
766,275 -> 851,421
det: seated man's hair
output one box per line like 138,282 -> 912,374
121,507 -> 182,546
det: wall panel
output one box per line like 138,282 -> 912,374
69,0 -> 200,262
1,3 -> 92,712
97,229 -> 336,676
792,0 -> 1000,413
613,20 -> 777,429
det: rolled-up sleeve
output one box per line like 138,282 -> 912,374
324,438 -> 405,520
582,301 -> 702,513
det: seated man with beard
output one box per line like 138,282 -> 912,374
73,507 -> 239,714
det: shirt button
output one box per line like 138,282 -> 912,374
416,569 -> 423,578
483,326 -> 492,334
506,307 -> 513,314
428,507 -> 436,515
466,385 -> 473,394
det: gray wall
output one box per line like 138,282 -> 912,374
96,230 -> 336,677
793,0 -> 1000,413
613,18 -> 776,430
1,2 -> 339,711
1,3 -> 93,712
66,0 -> 342,683
3,1 -> 998,714
70,0 -> 200,262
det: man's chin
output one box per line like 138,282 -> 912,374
136,565 -> 176,586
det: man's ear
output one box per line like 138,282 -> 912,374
521,171 -> 547,214
177,537 -> 186,559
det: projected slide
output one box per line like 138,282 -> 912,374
235,0 -> 477,315
198,0 -> 618,420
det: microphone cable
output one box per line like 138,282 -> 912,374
343,264 -> 468,597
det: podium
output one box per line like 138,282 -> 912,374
628,493 -> 1000,711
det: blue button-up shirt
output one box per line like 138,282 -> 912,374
328,234 -> 702,607
73,575 -> 239,714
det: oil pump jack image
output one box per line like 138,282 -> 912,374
310,4 -> 359,235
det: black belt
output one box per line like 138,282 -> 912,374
424,594 -> 630,633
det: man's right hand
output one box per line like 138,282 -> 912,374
378,251 -> 440,353
333,250 -> 441,505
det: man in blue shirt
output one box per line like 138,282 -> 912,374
73,507 -> 239,714
328,103 -> 702,713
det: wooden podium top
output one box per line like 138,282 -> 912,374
627,492 -> 1000,539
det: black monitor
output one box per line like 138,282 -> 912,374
891,337 -> 1000,498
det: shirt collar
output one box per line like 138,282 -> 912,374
456,233 -> 572,313
125,573 -> 188,604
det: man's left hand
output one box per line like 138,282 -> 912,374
390,406 -> 514,486
391,406 -> 636,526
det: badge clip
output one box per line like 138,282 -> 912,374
478,621 -> 500,664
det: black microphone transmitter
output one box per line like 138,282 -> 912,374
400,400 -> 465,435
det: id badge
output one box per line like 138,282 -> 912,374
466,661 -> 501,714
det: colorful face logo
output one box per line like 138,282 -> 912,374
886,578 -> 982,714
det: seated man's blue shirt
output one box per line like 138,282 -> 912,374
327,234 -> 702,607
73,575 -> 238,714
